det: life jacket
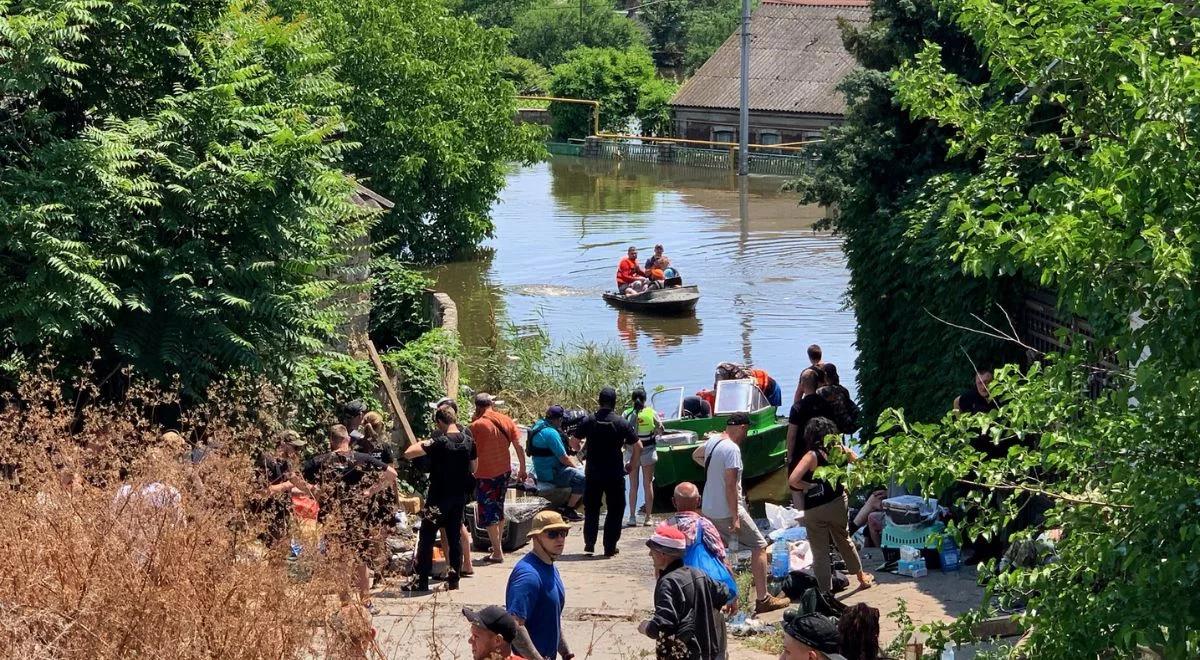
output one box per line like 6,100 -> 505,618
747,368 -> 774,393
697,389 -> 716,409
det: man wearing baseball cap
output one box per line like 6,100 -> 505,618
639,523 -> 730,659
780,611 -> 847,660
471,392 -> 527,565
462,605 -> 543,660
692,412 -> 789,614
505,510 -> 574,660
526,405 -> 585,521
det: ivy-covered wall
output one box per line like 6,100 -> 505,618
791,0 -> 1026,428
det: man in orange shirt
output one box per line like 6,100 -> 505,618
470,393 -> 528,564
616,246 -> 648,293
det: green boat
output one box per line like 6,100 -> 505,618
649,379 -> 788,490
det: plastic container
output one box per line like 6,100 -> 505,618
771,541 -> 790,578
939,538 -> 961,572
881,521 -> 946,549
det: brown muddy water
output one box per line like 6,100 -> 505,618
431,156 -> 858,506
430,155 -> 857,400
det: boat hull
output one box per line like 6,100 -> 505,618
653,406 -> 787,489
603,285 -> 700,315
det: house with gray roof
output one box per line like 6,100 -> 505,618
669,0 -> 869,145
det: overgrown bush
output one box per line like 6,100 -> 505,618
286,355 -> 383,440
370,257 -> 434,350
0,373 -> 342,658
464,325 -> 642,422
548,47 -> 665,139
382,329 -> 461,439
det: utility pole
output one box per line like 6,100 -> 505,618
738,0 -> 750,176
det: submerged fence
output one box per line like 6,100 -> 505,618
548,137 -> 816,177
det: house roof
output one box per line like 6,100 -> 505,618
669,0 -> 869,116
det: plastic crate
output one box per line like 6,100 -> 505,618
465,501 -> 539,553
880,521 -> 947,550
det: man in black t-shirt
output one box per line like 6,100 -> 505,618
254,430 -> 311,545
954,369 -> 999,414
303,424 -> 394,605
572,386 -> 641,556
786,369 -> 832,508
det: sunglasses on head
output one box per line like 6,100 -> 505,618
544,529 -> 569,540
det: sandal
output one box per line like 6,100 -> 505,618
857,573 -> 876,589
480,555 -> 504,564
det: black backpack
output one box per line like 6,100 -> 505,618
818,385 -> 861,434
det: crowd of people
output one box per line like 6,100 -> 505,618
248,340 -> 1007,660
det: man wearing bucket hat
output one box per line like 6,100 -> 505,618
638,523 -> 730,659
780,611 -> 847,660
462,605 -> 544,660
505,510 -> 574,660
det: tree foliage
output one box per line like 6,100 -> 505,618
842,0 -> 1200,655
641,0 -> 746,73
369,257 -> 434,350
791,0 -> 1021,427
0,0 -> 371,395
498,55 -> 551,95
510,0 -> 647,69
274,0 -> 545,264
548,47 -> 663,139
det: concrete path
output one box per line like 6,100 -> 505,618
370,518 -> 984,659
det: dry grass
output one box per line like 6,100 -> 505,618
0,370 -> 353,659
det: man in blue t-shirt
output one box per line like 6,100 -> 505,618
527,405 -> 585,520
506,510 -> 572,660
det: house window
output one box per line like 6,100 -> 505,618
760,131 -> 781,146
712,127 -> 735,143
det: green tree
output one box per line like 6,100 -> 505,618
448,0 -> 534,28
548,47 -> 662,139
510,0 -> 647,69
791,0 -> 1020,427
642,0 -> 746,73
498,55 -> 551,95
635,77 -> 680,137
274,0 -> 545,264
0,0 -> 370,395
369,257 -> 434,350
848,0 -> 1200,655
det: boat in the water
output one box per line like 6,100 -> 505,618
602,285 -> 700,315
649,379 -> 787,490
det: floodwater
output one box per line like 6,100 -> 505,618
430,155 -> 859,406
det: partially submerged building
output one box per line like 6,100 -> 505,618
669,0 -> 869,145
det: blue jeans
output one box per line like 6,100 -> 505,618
552,466 -> 586,495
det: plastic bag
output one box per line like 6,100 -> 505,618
765,502 -> 802,531
683,538 -> 738,605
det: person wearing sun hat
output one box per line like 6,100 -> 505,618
505,510 -> 574,660
780,610 -> 848,660
639,523 -> 730,659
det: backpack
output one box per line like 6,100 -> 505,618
818,385 -> 861,434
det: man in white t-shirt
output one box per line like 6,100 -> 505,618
692,412 -> 789,615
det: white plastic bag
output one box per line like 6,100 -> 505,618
765,502 -> 802,531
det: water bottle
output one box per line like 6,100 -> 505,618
771,540 -> 790,578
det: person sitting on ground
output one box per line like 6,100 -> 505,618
781,611 -> 847,660
526,405 -> 585,522
617,246 -> 650,294
506,511 -> 573,660
848,490 -> 888,548
639,524 -> 730,660
788,417 -> 874,593
665,482 -> 729,568
837,603 -> 882,660
462,605 -> 543,660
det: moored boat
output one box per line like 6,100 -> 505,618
602,285 -> 700,315
649,380 -> 787,489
